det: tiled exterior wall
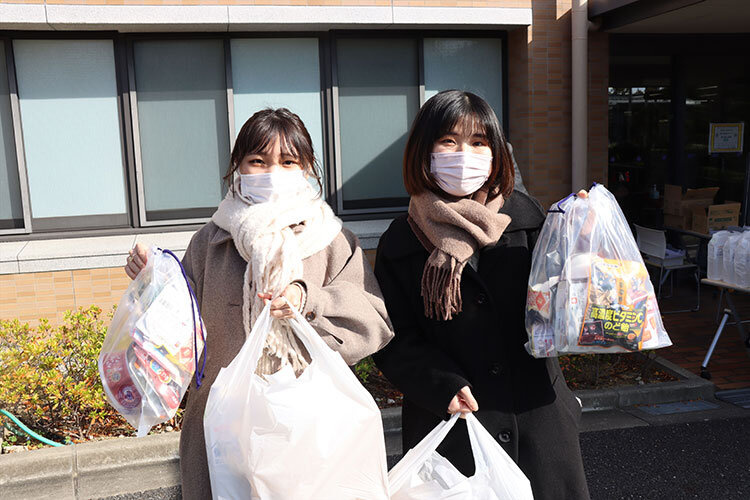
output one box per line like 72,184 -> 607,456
508,0 -> 609,208
0,268 -> 131,327
588,30 -> 610,186
1,258 -> 381,327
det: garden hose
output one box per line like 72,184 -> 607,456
1,409 -> 66,447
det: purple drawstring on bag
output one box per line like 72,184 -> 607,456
548,192 -> 577,214
547,183 -> 599,215
160,248 -> 206,389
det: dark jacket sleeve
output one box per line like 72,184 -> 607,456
372,228 -> 471,418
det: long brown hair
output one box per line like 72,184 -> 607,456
402,90 -> 514,198
224,108 -> 323,194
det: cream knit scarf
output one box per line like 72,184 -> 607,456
211,178 -> 342,374
408,189 -> 511,321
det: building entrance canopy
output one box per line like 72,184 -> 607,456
590,0 -> 750,34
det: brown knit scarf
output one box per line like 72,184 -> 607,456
408,187 -> 511,321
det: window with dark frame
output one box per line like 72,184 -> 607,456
0,32 -> 506,236
13,39 -> 130,232
0,41 -> 24,232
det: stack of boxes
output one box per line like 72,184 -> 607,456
663,185 -> 741,234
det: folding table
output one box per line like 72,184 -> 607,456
700,278 -> 750,379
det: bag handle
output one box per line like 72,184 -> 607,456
219,298 -> 336,392
219,298 -> 366,398
465,413 -> 492,472
466,413 -> 534,499
388,413 -> 462,492
547,182 -> 600,214
283,297 -> 344,361
548,192 -> 576,214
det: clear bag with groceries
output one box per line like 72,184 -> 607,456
525,184 -> 672,357
98,247 -> 206,436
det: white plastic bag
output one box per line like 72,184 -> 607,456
525,184 -> 672,357
722,233 -> 743,286
708,230 -> 730,282
733,233 -> 750,288
203,302 -> 389,500
389,413 -> 533,500
99,247 -> 205,437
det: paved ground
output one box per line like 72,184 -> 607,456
102,488 -> 181,500
111,400 -> 750,499
582,415 -> 750,499
659,284 -> 750,390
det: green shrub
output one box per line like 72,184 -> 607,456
0,306 -> 130,443
354,356 -> 377,384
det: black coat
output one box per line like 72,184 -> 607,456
373,190 -> 590,500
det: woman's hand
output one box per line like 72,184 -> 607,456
577,189 -> 589,199
259,283 -> 305,319
125,243 -> 149,280
448,385 -> 479,418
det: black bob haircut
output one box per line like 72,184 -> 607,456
402,89 -> 514,198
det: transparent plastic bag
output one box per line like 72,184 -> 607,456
525,184 -> 672,357
98,247 -> 205,436
388,413 -> 533,500
204,302 -> 389,500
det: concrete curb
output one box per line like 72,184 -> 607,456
381,406 -> 402,433
0,432 -> 180,500
0,409 -> 400,499
576,355 -> 716,412
0,356 -> 715,499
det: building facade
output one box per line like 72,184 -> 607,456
594,0 -> 750,231
0,0 -> 610,324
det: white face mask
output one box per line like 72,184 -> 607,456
430,152 -> 493,197
239,170 -> 312,204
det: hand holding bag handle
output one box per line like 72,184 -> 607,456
208,299 -> 344,403
209,297 -> 379,415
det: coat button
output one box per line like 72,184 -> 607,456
498,430 -> 512,443
305,311 -> 316,321
475,293 -> 488,305
489,362 -> 502,376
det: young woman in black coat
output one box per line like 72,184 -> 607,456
373,90 -> 590,499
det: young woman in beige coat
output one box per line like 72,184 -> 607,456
124,108 -> 393,499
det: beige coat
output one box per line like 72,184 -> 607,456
178,221 -> 393,499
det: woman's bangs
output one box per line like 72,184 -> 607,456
438,112 -> 486,140
278,131 -> 302,160
244,134 -> 273,157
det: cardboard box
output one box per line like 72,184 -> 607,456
663,184 -> 719,216
664,213 -> 691,230
691,203 -> 741,234
663,185 -> 683,215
